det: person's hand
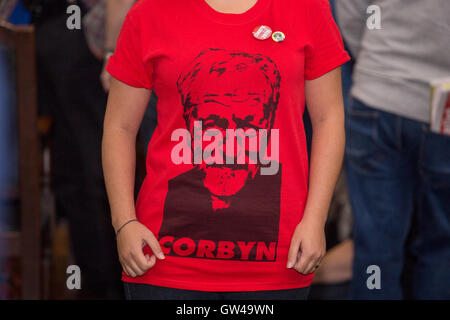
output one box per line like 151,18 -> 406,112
116,220 -> 165,277
286,217 -> 326,275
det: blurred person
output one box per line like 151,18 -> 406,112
337,0 -> 450,299
309,239 -> 353,300
103,0 -> 349,300
0,0 -> 30,24
101,0 -> 157,156
0,19 -> 19,300
24,0 -> 122,299
328,0 -> 354,108
0,2 -> 26,207
100,0 -> 135,92
0,0 -> 31,299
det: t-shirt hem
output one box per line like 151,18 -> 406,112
351,68 -> 430,123
305,52 -> 351,80
122,276 -> 313,292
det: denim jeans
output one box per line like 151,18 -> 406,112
123,283 -> 310,300
345,99 -> 450,299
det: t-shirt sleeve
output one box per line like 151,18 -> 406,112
304,0 -> 350,80
106,13 -> 153,89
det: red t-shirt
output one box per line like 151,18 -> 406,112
107,0 -> 349,292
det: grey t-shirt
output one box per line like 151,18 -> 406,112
336,0 -> 450,123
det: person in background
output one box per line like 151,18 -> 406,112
100,0 -> 135,92
0,0 -> 31,299
24,0 -> 122,299
101,0 -> 157,156
337,0 -> 450,299
0,0 -> 30,24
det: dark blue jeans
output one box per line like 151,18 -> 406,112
124,283 -> 310,300
345,99 -> 450,299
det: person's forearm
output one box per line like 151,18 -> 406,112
302,113 -> 345,227
313,239 -> 354,284
105,0 -> 136,51
102,125 -> 138,231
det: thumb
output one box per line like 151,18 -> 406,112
145,254 -> 157,268
142,229 -> 165,260
287,238 -> 301,268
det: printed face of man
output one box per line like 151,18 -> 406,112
187,71 -> 274,199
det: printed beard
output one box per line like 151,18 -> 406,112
202,163 -> 257,206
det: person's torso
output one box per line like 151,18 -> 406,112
128,0 -> 318,290
353,0 -> 450,122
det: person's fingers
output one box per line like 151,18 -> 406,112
121,253 -> 156,278
294,251 -> 314,275
313,263 -> 321,272
287,237 -> 301,268
311,254 -> 324,273
295,251 -> 322,275
303,258 -> 319,275
123,264 -> 136,278
127,257 -> 145,276
146,254 -> 157,268
133,250 -> 155,272
142,230 -> 165,260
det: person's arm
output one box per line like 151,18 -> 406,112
102,78 -> 164,278
313,239 -> 354,284
287,67 -> 345,274
335,0 -> 372,58
101,0 -> 136,91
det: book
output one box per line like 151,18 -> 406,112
430,78 -> 450,136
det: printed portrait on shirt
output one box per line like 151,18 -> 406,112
158,49 -> 282,261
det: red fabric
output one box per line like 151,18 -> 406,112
107,0 -> 349,292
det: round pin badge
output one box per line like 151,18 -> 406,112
272,31 -> 285,43
253,25 -> 272,40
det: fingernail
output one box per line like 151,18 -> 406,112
286,261 -> 294,268
157,253 -> 165,259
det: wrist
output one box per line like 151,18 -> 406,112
300,211 -> 327,229
115,218 -> 139,237
112,213 -> 137,232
